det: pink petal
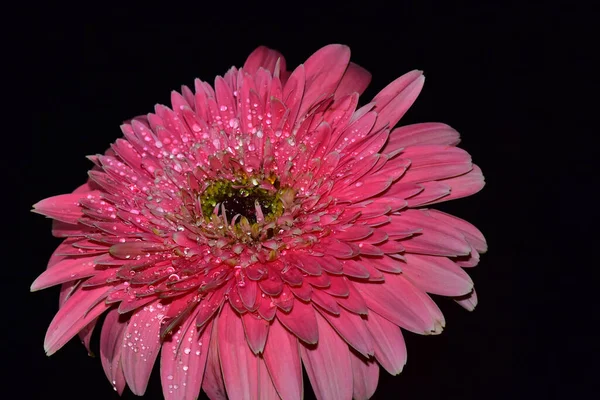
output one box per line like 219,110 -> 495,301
426,209 -> 487,253
282,63 -> 306,129
273,286 -> 295,312
299,44 -> 351,118
259,271 -> 284,296
44,286 -> 111,355
400,145 -> 473,184
289,283 -> 313,302
315,239 -> 356,259
405,181 -> 451,207
218,304 -> 259,400
333,176 -> 395,203
238,279 -> 258,310
361,262 -> 386,282
336,280 -> 369,315
350,352 -> 379,400
281,266 -> 304,286
396,210 -> 472,256
384,181 -> 424,201
318,308 -> 374,357
47,238 -> 77,267
58,281 -> 78,306
343,126 -> 389,160
263,319 -> 303,400
257,293 -> 278,321
121,301 -> 167,395
324,94 -> 360,149
365,312 -> 407,375
323,275 -> 349,297
356,274 -> 444,335
306,273 -> 332,289
258,358 -> 281,399
277,300 -> 319,344
78,317 -> 97,355
332,112 -> 378,157
454,289 -> 478,311
202,322 -> 228,400
341,259 -> 370,279
227,284 -> 248,314
99,308 -> 127,394
311,289 -> 341,315
31,255 -> 98,291
455,247 -> 482,268
372,70 -> 425,131
300,312 -> 353,400
334,225 -> 374,241
241,312 -> 269,354
401,253 -> 473,296
33,192 -> 98,224
318,255 -> 344,274
368,255 -> 403,273
356,242 -> 385,256
196,287 -> 226,328
335,62 -> 372,99
289,252 -> 322,275
243,46 -> 286,75
181,85 -> 195,111
160,316 -> 211,400
377,240 -> 407,254
432,164 -> 486,204
386,123 -> 461,152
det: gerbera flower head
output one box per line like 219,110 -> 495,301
32,44 -> 486,400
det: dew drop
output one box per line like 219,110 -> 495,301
228,118 -> 240,129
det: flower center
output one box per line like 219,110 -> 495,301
200,179 -> 283,224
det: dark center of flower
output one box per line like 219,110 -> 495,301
200,179 -> 283,224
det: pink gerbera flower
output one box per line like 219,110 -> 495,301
32,44 -> 486,400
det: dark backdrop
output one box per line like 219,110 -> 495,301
7,1 -> 594,399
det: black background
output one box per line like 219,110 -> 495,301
6,1 -> 595,399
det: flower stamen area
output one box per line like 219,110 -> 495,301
200,178 -> 283,225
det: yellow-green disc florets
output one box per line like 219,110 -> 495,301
200,178 -> 286,224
